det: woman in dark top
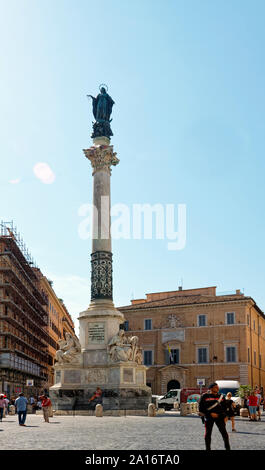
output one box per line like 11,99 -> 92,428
225,392 -> 236,432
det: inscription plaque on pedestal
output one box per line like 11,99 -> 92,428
64,370 -> 81,384
123,368 -> 134,383
88,322 -> 105,344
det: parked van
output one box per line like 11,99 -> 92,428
157,389 -> 181,410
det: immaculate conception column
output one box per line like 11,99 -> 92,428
79,85 -> 124,359
84,139 -> 119,304
50,85 -> 151,414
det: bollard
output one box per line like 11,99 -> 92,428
240,408 -> 249,418
180,403 -> 188,416
191,403 -> 197,413
95,404 -> 103,417
148,403 -> 156,417
173,401 -> 179,410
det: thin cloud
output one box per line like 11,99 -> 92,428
9,178 -> 21,184
33,162 -> 56,184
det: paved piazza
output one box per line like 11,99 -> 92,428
0,411 -> 264,450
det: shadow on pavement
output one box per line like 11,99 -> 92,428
156,413 -> 200,419
21,426 -> 40,428
233,431 -> 265,436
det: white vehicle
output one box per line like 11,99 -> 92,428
157,389 -> 181,410
215,380 -> 241,413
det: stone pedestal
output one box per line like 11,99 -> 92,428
49,134 -> 151,415
50,359 -> 151,414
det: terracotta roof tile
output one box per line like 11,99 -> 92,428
119,294 -> 249,311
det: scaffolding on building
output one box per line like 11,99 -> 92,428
0,221 -> 49,396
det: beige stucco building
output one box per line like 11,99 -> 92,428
119,286 -> 265,396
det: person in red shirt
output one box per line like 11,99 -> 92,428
40,395 -> 52,423
89,387 -> 103,409
248,391 -> 258,421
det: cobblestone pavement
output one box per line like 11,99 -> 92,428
0,412 -> 264,450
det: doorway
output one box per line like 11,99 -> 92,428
167,380 -> 180,391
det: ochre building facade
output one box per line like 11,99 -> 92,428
39,274 -> 76,389
119,286 -> 265,396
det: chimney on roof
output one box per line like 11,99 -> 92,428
236,289 -> 241,295
178,286 -> 182,291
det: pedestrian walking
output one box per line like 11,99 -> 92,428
224,392 -> 236,432
4,396 -> 9,416
248,391 -> 258,421
255,389 -> 262,421
30,396 -> 35,406
198,382 -> 230,451
40,395 -> 52,423
243,393 -> 251,419
260,397 -> 264,412
0,394 -> 6,422
15,392 -> 28,426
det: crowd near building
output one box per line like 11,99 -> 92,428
0,222 -> 75,398
119,286 -> 265,396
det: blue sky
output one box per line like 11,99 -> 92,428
1,0 -> 265,330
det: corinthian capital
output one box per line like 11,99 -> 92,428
83,145 -> 119,175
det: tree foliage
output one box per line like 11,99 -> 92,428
236,385 -> 252,398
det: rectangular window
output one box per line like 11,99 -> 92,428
248,348 -> 250,363
170,349 -> 180,364
226,346 -> 236,363
226,312 -> 235,325
124,321 -> 129,331
247,315 -> 250,326
259,354 -> 262,368
254,351 -> 256,365
144,350 -> 153,366
198,348 -> 208,364
144,319 -> 152,330
198,315 -> 207,327
253,320 -> 255,330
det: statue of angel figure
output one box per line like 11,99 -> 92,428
55,333 -> 81,364
107,331 -> 142,364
